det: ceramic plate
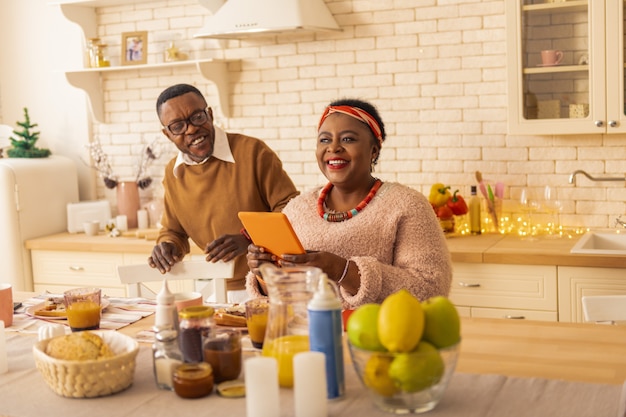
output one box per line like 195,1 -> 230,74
26,298 -> 110,320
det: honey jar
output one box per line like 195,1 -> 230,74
172,362 -> 214,398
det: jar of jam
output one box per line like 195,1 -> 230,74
179,305 -> 214,363
172,362 -> 214,398
203,328 -> 242,383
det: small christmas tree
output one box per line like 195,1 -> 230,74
8,107 -> 51,158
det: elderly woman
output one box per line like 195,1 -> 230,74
245,98 -> 452,308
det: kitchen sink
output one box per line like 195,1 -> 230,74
570,231 -> 626,255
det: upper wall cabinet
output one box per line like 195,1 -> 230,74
506,1 -> 626,135
48,0 -> 231,121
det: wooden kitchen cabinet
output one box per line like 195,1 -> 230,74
48,0 -> 232,122
30,250 -> 195,297
557,266 -> 626,323
505,1 -> 626,134
449,262 -> 558,322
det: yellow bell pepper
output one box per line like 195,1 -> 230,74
429,183 -> 451,207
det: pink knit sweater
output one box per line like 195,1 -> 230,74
245,182 -> 452,308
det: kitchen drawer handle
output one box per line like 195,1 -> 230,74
69,266 -> 85,271
458,282 -> 480,288
505,315 -> 525,320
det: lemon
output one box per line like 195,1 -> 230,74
388,341 -> 444,392
378,289 -> 424,352
363,353 -> 398,397
346,303 -> 386,351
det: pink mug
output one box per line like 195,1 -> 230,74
541,50 -> 564,66
0,284 -> 13,327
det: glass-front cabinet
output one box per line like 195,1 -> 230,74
506,1 -> 626,135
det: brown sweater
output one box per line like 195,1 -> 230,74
158,133 -> 299,290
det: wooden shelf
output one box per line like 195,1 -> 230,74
49,0 -> 232,122
522,1 -> 587,14
523,64 -> 589,75
65,59 -> 231,122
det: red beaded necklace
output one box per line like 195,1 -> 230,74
317,179 -> 383,222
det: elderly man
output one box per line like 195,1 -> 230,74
149,83 -> 299,302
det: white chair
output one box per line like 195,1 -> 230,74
581,295 -> 626,324
117,260 -> 234,303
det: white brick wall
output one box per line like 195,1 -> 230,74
85,0 -> 626,229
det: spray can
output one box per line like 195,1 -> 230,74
307,273 -> 345,399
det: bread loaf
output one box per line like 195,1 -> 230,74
45,331 -> 115,361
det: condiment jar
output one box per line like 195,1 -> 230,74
179,305 -> 214,363
153,328 -> 184,390
203,328 -> 242,383
172,362 -> 214,398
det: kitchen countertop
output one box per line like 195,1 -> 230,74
446,233 -> 626,268
25,230 -> 626,268
24,230 -> 204,255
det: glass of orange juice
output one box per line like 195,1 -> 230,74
245,298 -> 269,349
64,287 -> 102,331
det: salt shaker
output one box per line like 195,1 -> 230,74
307,273 -> 345,399
153,328 -> 184,390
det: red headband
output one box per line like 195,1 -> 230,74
318,105 -> 383,148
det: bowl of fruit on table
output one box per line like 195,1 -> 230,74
346,291 -> 461,414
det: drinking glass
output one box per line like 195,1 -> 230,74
519,188 -> 539,241
64,287 -> 101,331
543,185 -> 563,238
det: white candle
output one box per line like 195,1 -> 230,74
0,321 -> 7,374
294,352 -> 327,417
137,209 -> 149,229
116,214 -> 128,232
245,357 -> 280,417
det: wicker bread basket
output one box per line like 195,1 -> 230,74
33,331 -> 139,398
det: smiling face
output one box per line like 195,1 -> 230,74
316,113 -> 380,189
159,92 -> 215,162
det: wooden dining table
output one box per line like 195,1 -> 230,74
2,292 -> 626,417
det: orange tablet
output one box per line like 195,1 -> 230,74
238,212 -> 305,257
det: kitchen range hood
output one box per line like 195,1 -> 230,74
194,0 -> 341,39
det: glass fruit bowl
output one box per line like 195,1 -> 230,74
348,340 -> 460,414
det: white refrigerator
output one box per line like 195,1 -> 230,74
0,155 -> 79,291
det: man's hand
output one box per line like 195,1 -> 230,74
148,242 -> 182,273
204,233 -> 249,263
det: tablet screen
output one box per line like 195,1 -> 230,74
238,212 -> 305,256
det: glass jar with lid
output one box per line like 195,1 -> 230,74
178,305 -> 214,363
86,38 -> 110,68
173,362 -> 213,398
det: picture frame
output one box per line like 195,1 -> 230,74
121,31 -> 148,65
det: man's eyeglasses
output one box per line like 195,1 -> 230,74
165,108 -> 209,135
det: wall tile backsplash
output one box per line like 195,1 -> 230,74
89,0 -> 626,229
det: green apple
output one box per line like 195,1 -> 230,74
347,303 -> 386,351
388,341 -> 444,392
421,296 -> 461,348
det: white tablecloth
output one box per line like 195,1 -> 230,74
0,332 -> 623,417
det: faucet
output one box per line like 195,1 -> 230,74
568,170 -> 626,185
615,216 -> 626,229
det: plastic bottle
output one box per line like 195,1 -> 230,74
469,185 -> 482,235
307,273 -> 345,399
154,278 -> 178,331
